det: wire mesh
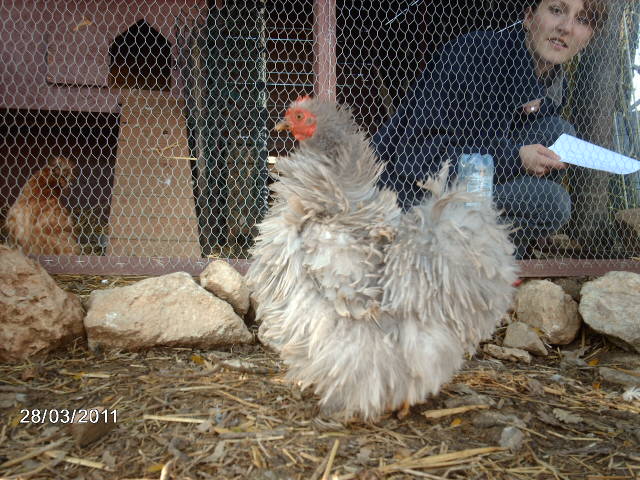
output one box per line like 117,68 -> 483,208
0,0 -> 639,275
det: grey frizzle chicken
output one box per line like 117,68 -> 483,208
247,96 -> 518,421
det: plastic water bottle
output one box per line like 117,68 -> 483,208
457,153 -> 494,207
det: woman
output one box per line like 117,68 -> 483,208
373,0 -> 608,259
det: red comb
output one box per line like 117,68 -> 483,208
293,95 -> 312,104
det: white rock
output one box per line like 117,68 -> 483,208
200,260 -> 250,316
500,426 -> 525,451
560,349 -> 587,368
515,280 -> 580,345
579,271 -> 640,353
483,344 -> 532,364
503,321 -> 548,356
473,411 -> 526,429
445,393 -> 496,408
85,272 -> 252,351
598,367 -> 640,387
70,406 -> 117,447
0,246 -> 85,363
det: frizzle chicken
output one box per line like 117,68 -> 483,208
247,96 -> 518,420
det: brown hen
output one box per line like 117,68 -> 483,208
5,156 -> 81,255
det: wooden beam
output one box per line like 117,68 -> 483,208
313,0 -> 337,101
34,255 -> 250,276
34,255 -> 640,278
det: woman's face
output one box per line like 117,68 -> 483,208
524,0 -> 595,76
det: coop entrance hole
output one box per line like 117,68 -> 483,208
109,19 -> 172,91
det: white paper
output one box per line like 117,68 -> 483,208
549,134 -> 640,175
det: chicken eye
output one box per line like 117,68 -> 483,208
295,113 -> 304,121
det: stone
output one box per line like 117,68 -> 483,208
503,322 -> 548,356
84,272 -> 253,351
598,367 -> 640,387
444,393 -> 496,408
499,426 -> 525,451
200,260 -> 250,317
552,277 -> 583,302
472,411 -> 526,429
0,246 -> 85,363
579,271 -> 640,353
599,351 -> 640,370
448,383 -> 477,396
526,378 -> 545,396
483,344 -> 532,364
515,280 -> 581,345
560,348 -> 587,368
70,406 -> 117,447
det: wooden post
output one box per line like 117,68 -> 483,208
313,0 -> 336,101
566,0 -> 628,254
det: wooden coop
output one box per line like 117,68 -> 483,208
1,0 -> 639,277
107,91 -> 201,258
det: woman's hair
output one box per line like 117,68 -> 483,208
528,0 -> 608,32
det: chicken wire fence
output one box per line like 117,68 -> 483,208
0,0 -> 639,275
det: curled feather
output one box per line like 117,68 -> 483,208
247,98 -> 518,420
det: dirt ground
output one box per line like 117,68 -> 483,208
1,275 -> 639,480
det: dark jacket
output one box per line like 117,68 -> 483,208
373,26 -> 565,210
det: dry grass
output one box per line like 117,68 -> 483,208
0,275 -> 639,480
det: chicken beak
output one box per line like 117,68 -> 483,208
274,119 -> 291,132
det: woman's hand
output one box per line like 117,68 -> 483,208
519,144 -> 568,177
521,98 -> 542,115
